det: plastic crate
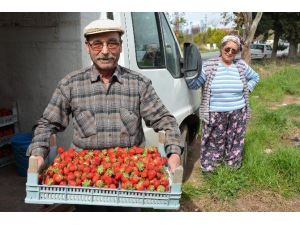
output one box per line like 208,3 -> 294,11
0,114 -> 17,127
25,144 -> 183,210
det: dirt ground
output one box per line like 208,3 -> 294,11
179,132 -> 300,212
269,95 -> 300,111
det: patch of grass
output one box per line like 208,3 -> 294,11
271,148 -> 300,180
205,167 -> 249,201
181,182 -> 206,200
243,64 -> 300,195
276,104 -> 300,118
253,65 -> 300,102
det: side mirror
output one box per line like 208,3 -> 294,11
183,42 -> 202,79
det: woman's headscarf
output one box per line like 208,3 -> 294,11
221,35 -> 241,50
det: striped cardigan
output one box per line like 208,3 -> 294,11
199,58 -> 251,124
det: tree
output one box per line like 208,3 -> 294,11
239,13 -> 263,64
255,12 -> 300,58
256,13 -> 287,58
207,28 -> 227,49
280,13 -> 300,57
194,32 -> 208,47
167,12 -> 187,40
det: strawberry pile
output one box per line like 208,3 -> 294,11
40,146 -> 170,192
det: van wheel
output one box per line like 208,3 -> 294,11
180,125 -> 189,181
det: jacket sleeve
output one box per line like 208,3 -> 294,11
185,67 -> 207,90
139,79 -> 183,156
26,83 -> 71,158
245,64 -> 260,92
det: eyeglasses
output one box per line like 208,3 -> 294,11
224,47 -> 238,55
87,40 -> 121,52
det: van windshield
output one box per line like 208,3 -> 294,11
251,44 -> 264,50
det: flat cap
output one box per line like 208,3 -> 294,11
84,19 -> 124,37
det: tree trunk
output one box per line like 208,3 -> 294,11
241,12 -> 263,64
272,30 -> 280,58
242,44 -> 252,63
288,41 -> 298,58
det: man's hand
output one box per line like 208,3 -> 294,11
36,156 -> 45,173
168,153 -> 180,173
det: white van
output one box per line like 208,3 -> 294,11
105,12 -> 202,170
250,43 -> 272,59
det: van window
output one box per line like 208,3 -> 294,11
266,45 -> 272,51
132,13 -> 164,68
251,44 -> 264,52
161,13 -> 181,78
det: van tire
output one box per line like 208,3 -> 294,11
180,125 -> 189,181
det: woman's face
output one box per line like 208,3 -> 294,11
221,41 -> 239,65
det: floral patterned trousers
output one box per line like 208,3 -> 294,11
200,107 -> 247,172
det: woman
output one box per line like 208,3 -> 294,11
186,35 -> 260,173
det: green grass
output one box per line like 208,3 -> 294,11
205,167 -> 249,200
181,182 -> 207,200
253,64 -> 300,102
184,61 -> 300,201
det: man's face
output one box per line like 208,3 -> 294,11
86,32 -> 122,74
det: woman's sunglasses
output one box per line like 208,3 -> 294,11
224,47 -> 238,55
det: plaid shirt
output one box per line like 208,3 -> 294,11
27,65 -> 182,158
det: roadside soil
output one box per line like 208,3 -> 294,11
269,94 -> 300,148
269,95 -> 300,111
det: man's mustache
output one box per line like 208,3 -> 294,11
96,56 -> 115,60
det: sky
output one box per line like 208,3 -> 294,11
184,12 -> 236,29
185,12 -> 224,27
167,12 -> 235,32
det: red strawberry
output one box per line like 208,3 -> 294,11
57,147 -> 64,155
109,183 -> 117,189
67,173 -> 75,181
68,180 -> 77,186
147,170 -> 156,180
135,181 -> 145,191
92,174 -> 100,184
59,181 -> 67,186
53,173 -> 63,184
160,176 -> 169,188
44,176 -> 54,185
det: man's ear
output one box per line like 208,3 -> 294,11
119,39 -> 123,53
85,40 -> 90,54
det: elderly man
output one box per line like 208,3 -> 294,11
27,19 -> 182,178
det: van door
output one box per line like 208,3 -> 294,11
123,12 -> 201,146
265,45 -> 272,58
